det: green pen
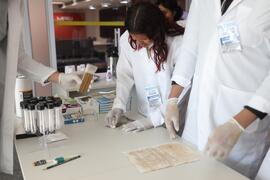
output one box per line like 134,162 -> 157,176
43,155 -> 81,170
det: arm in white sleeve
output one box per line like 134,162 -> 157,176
247,47 -> 270,114
112,33 -> 135,111
171,0 -> 200,88
17,36 -> 56,86
247,6 -> 270,114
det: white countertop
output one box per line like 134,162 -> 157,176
15,115 -> 248,180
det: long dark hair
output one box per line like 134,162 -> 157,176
156,0 -> 184,21
125,2 -> 168,72
156,0 -> 185,36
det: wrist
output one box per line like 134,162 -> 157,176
230,118 -> 245,132
233,108 -> 258,129
167,97 -> 178,104
168,84 -> 184,98
48,72 -> 61,83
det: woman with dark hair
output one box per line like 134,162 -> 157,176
131,0 -> 187,36
156,0 -> 187,36
105,2 -> 185,133
156,0 -> 186,22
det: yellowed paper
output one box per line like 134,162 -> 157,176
126,143 -> 200,173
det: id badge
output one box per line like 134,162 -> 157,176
145,86 -> 162,111
218,22 -> 242,53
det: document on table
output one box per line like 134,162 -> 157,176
46,132 -> 68,143
126,143 -> 201,173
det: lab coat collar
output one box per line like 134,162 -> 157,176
222,0 -> 244,16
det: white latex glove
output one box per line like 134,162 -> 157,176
105,108 -> 124,128
122,119 -> 154,132
58,73 -> 82,89
165,98 -> 180,139
204,118 -> 244,160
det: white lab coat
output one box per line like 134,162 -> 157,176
172,0 -> 270,179
0,0 -> 56,174
256,149 -> 270,180
113,31 -> 183,127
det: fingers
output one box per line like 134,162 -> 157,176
72,74 -> 82,84
105,112 -> 115,128
122,123 -> 137,132
165,119 -> 177,139
216,150 -> 226,161
172,116 -> 180,132
132,128 -> 143,133
122,126 -> 137,132
58,73 -> 64,84
106,115 -> 117,128
204,141 -> 217,158
204,139 -> 228,161
74,71 -> 84,76
110,116 -> 117,128
105,109 -> 123,128
105,114 -> 113,128
111,113 -> 121,128
165,99 -> 180,136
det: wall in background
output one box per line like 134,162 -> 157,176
53,6 -> 108,44
84,10 -> 108,44
28,0 -> 52,96
54,12 -> 86,40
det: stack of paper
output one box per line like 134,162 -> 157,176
95,94 -> 115,113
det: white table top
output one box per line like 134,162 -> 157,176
15,115 -> 248,180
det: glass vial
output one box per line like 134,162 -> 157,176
47,102 -> 55,133
54,100 -> 63,130
28,104 -> 37,134
21,101 -> 30,133
37,103 -> 46,134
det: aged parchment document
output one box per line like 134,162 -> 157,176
126,143 -> 200,173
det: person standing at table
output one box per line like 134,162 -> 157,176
165,0 -> 270,178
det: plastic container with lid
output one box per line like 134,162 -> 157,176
30,99 -> 38,105
46,99 -> 54,104
46,96 -> 54,101
15,75 -> 33,118
37,96 -> 46,101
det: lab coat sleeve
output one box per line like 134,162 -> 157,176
170,35 -> 183,67
247,20 -> 270,114
171,0 -> 200,88
17,37 -> 57,86
0,1 -> 8,42
112,33 -> 135,111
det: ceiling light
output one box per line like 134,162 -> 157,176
85,0 -> 92,2
101,3 -> 110,8
89,5 -> 96,10
120,0 -> 129,4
